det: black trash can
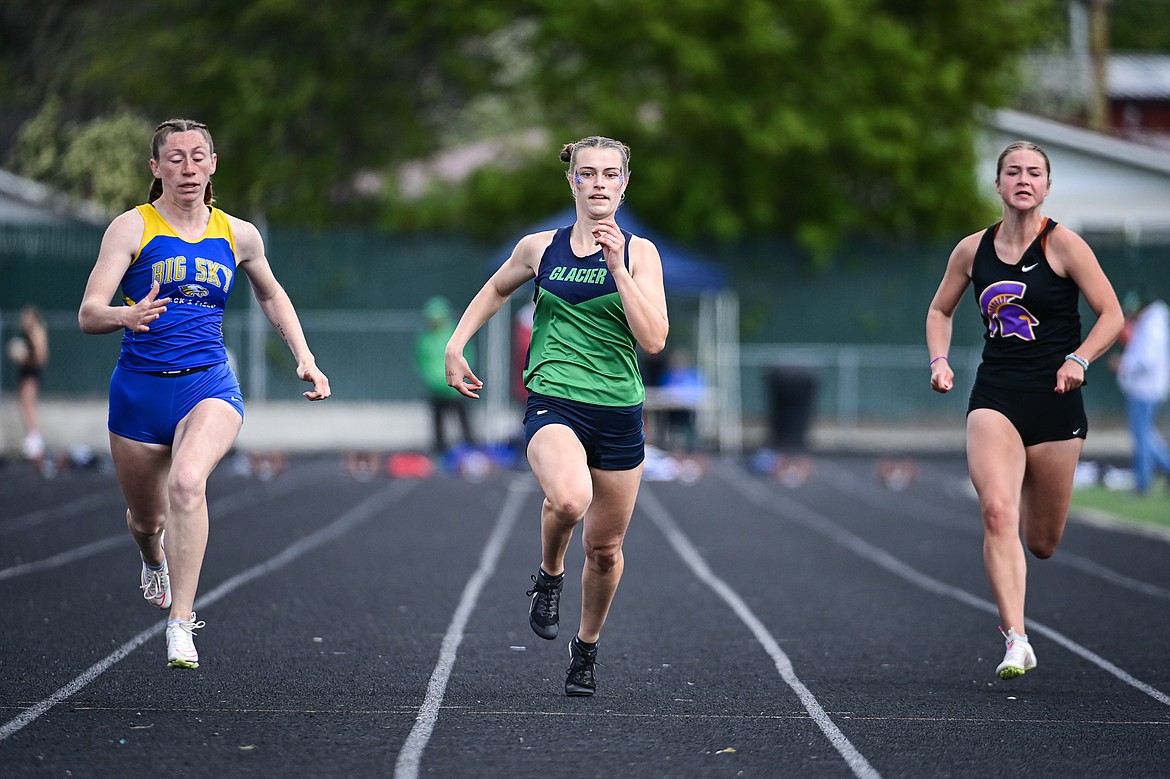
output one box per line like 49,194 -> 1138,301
767,366 -> 819,448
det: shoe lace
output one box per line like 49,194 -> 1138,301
525,574 -> 561,619
172,613 -> 206,636
567,648 -> 598,686
141,566 -> 168,597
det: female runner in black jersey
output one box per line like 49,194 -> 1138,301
926,141 -> 1123,680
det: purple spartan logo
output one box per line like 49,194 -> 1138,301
978,281 -> 1038,340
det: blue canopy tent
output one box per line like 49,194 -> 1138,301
480,208 -> 742,453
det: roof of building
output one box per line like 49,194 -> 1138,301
0,168 -> 109,227
982,108 -> 1170,237
1109,53 -> 1170,100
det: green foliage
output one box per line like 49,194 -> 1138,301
60,112 -> 156,213
487,0 -> 1056,259
1111,0 -> 1170,50
7,100 -> 155,213
44,0 -> 509,223
6,97 -> 66,183
2,0 -> 1091,263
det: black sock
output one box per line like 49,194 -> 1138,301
539,568 -> 563,583
574,636 -> 598,652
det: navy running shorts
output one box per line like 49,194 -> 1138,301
967,382 -> 1087,447
523,391 -> 645,471
108,362 -> 244,446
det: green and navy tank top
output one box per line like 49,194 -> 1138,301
116,204 -> 237,372
523,226 -> 644,406
971,218 -> 1082,391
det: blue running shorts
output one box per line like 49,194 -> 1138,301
523,391 -> 645,471
108,362 -> 244,445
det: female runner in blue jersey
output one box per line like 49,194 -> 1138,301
444,136 -> 669,696
79,119 -> 330,669
926,141 -> 1122,681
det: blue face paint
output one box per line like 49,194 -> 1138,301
575,173 -> 583,185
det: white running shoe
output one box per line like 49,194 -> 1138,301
166,613 -> 206,669
140,558 -> 172,609
996,627 -> 1037,680
22,431 -> 45,460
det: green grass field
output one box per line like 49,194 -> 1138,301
1070,483 -> 1170,531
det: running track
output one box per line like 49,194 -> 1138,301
1,452 -> 1168,778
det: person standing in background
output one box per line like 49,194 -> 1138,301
926,140 -> 1123,682
79,118 -> 330,670
1115,290 -> 1170,494
444,135 -> 668,696
8,305 -> 50,463
414,295 -> 476,453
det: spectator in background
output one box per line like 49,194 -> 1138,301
1115,290 -> 1170,494
655,347 -> 706,452
414,295 -> 475,452
8,305 -> 49,462
512,301 -> 534,405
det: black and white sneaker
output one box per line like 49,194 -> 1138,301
525,569 -> 563,640
565,636 -> 597,697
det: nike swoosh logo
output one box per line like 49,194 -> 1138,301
1073,428 -> 1082,435
536,409 -> 548,415
1022,263 -> 1038,272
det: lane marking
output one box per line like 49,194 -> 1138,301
0,535 -> 124,582
394,475 -> 533,779
44,705 -> 1170,727
0,457 -> 333,534
0,492 -> 117,534
638,486 -> 882,779
0,481 -> 414,743
819,458 -> 1170,596
724,465 -> 1170,708
0,467 -> 334,582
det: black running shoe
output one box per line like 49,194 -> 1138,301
565,637 -> 597,697
526,570 -> 562,640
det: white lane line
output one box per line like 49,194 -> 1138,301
1056,551 -> 1170,600
817,460 -> 1170,601
638,486 -> 882,779
394,476 -> 533,779
0,481 -> 414,743
0,535 -> 124,581
0,492 -> 116,533
0,468 -> 333,582
724,465 -> 1170,708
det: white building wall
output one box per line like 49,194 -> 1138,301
981,109 -> 1170,242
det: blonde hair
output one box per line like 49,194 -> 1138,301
148,118 -> 215,205
560,136 -> 631,176
996,140 -> 1050,181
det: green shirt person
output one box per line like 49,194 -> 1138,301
414,296 -> 475,451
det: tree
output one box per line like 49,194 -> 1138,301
8,99 -> 155,214
4,0 -> 1064,259
18,0 -> 509,225
393,0 -> 1058,258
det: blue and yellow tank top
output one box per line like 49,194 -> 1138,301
117,204 -> 237,372
523,226 -> 644,407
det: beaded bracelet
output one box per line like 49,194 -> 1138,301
1065,353 -> 1089,371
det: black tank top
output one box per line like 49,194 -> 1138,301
971,218 -> 1082,391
